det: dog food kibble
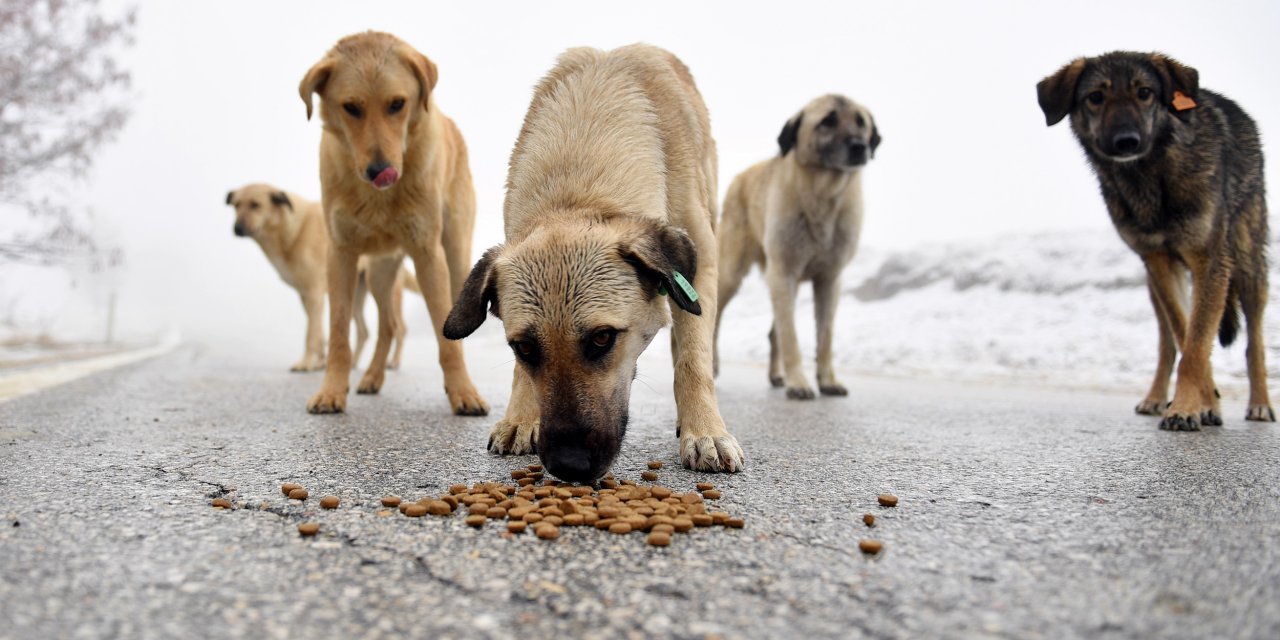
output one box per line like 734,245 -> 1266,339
465,514 -> 487,527
507,521 -> 527,534
647,531 -> 671,546
527,464 -> 543,473
404,504 -> 428,517
641,471 -> 659,481
211,498 -> 231,509
691,514 -> 714,527
858,539 -> 883,554
381,495 -> 402,507
710,511 -> 730,524
647,460 -> 663,470
696,482 -> 714,492
877,494 -> 898,507
281,483 -> 302,496
702,489 -> 722,500
449,484 -> 468,495
288,488 -> 309,501
297,522 -> 320,536
863,513 -> 875,527
318,495 -> 339,509
535,524 -> 560,540
426,501 -> 452,516
725,517 -> 745,529
608,522 -> 632,535
511,469 -> 528,480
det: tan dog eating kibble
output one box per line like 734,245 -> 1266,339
299,31 -> 487,416
444,44 -> 743,480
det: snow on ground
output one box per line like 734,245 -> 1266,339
714,229 -> 1280,398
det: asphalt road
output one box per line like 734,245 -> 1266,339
2,335 -> 1278,639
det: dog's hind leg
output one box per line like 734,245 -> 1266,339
351,270 -> 370,370
1137,253 -> 1187,414
410,240 -> 489,416
1237,222 -> 1275,421
765,263 -> 813,400
713,187 -> 758,377
294,286 -> 328,372
1163,247 -> 1231,430
356,256 -> 402,395
813,272 -> 847,396
387,276 -> 407,371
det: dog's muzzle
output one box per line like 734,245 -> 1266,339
233,221 -> 248,237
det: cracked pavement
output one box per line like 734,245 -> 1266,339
2,335 -> 1279,639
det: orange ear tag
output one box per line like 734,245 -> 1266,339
1172,91 -> 1197,111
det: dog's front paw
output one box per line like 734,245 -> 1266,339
290,358 -> 326,373
1199,409 -> 1223,427
769,375 -> 785,388
307,388 -> 347,414
1247,404 -> 1276,422
488,418 -> 538,455
819,383 -> 848,397
1135,397 -> 1167,415
680,432 -> 745,473
1159,407 -> 1201,432
356,370 -> 384,395
448,386 -> 489,416
786,385 -> 816,400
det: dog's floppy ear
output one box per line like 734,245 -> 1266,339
777,112 -> 803,157
621,223 -> 701,316
299,57 -> 334,121
1037,57 -> 1087,126
402,49 -> 439,113
869,121 -> 882,159
225,190 -> 236,206
1149,53 -> 1200,122
270,191 -> 292,210
444,246 -> 501,340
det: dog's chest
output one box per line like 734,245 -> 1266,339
1100,167 -> 1213,254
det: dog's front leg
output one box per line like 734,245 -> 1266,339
673,259 -> 745,472
1163,248 -> 1229,430
489,364 -> 539,455
764,263 -> 813,399
293,287 -> 327,372
307,248 -> 360,413
409,242 -> 489,416
1137,253 -> 1187,415
812,272 -> 847,396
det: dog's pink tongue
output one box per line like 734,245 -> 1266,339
373,167 -> 399,188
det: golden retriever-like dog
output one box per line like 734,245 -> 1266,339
444,44 -> 744,480
299,31 -> 487,416
226,183 -> 418,372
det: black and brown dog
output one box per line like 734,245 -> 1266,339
1038,51 -> 1273,430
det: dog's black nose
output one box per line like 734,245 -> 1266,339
233,221 -> 247,237
847,142 -> 868,164
365,161 -> 391,182
1112,131 -> 1142,154
541,443 -> 596,483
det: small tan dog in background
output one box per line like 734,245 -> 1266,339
716,94 -> 881,399
299,31 -> 487,416
226,183 -> 417,372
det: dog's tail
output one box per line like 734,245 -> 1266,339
1219,281 -> 1240,347
400,266 -> 422,296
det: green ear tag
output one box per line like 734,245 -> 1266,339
672,271 -> 698,302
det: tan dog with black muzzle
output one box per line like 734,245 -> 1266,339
299,31 -> 487,416
444,44 -> 744,480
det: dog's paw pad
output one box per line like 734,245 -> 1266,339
448,387 -> 490,417
819,383 -> 848,397
1159,413 -> 1201,431
489,420 -> 538,455
785,386 -> 816,400
680,433 -> 745,473
306,390 -> 347,414
1199,410 -> 1223,427
1246,405 -> 1276,422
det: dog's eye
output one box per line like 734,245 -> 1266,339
388,98 -> 406,115
510,340 -> 540,365
585,329 -> 617,360
342,102 -> 363,118
249,202 -> 259,210
855,113 -> 866,128
819,111 -> 838,128
1137,87 -> 1154,101
1087,91 -> 1105,106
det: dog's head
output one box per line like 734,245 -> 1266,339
444,214 -> 701,482
778,94 -> 881,170
226,184 -> 293,238
299,31 -> 439,190
1037,52 -> 1199,163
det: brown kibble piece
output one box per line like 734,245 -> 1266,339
878,494 -> 898,507
449,484 -> 468,495
381,495 -> 401,507
319,496 -> 340,509
563,513 -> 585,526
297,522 -> 320,536
608,522 -> 632,535
465,514 -> 486,527
725,517 -> 745,529
672,517 -> 694,532
647,531 -> 671,547
468,503 -> 489,516
859,539 -> 883,554
863,513 -> 875,527
288,488 -> 309,501
507,521 -> 527,533
517,478 -> 536,487
691,514 -> 713,527
404,504 -> 428,517
281,483 -> 302,496
702,489 -> 722,500
647,461 -> 663,470
710,511 -> 730,524
523,512 -> 544,524
486,507 -> 507,519
511,469 -> 528,480
535,524 -> 559,540
440,495 -> 459,509
696,482 -> 714,491
398,502 -> 412,514
527,464 -> 543,472
651,523 -> 675,534
641,471 -> 659,482
427,501 -> 452,516
651,486 -> 672,499
211,498 -> 231,509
